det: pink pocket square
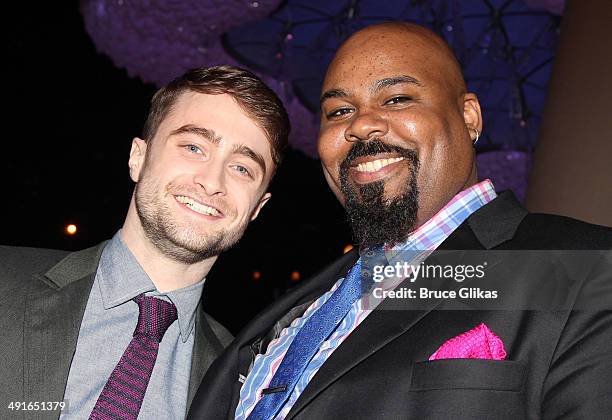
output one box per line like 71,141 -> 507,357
429,323 -> 507,361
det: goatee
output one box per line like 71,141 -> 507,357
339,139 -> 420,248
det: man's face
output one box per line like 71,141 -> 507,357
129,92 -> 273,263
318,26 -> 480,246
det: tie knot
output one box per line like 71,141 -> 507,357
133,294 -> 178,342
361,245 -> 387,284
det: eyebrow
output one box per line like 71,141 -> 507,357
371,75 -> 423,92
169,124 -> 222,144
170,124 -> 266,176
320,75 -> 423,109
232,144 -> 267,176
320,88 -> 351,107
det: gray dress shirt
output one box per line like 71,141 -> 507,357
60,231 -> 205,419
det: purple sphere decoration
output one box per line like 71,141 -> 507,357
80,0 -> 282,85
81,0 -> 319,156
80,1 -> 560,160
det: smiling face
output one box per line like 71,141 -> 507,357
127,92 -> 274,263
318,23 -> 482,246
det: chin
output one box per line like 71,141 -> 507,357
180,228 -> 221,246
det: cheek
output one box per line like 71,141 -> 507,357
389,109 -> 442,143
392,108 -> 458,158
318,126 -> 350,174
412,116 -> 473,195
227,185 -> 260,219
150,155 -> 190,178
138,161 -> 166,190
389,110 -> 458,178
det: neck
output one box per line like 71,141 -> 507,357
121,206 -> 217,293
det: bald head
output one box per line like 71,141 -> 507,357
327,22 -> 466,97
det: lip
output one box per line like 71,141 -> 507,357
349,152 -> 403,167
348,153 -> 407,184
173,194 -> 225,219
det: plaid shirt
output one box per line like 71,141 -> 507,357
235,180 -> 497,419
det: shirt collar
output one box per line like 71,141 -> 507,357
97,230 -> 206,342
165,279 -> 206,342
386,179 -> 497,258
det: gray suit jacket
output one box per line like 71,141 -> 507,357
0,241 -> 233,419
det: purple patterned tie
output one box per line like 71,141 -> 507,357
89,293 -> 177,420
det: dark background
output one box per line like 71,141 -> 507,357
4,2 -> 353,333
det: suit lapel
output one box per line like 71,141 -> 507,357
286,191 -> 527,419
23,242 -> 106,407
187,306 -> 207,409
187,304 -> 225,410
216,251 -> 358,418
235,250 -> 359,374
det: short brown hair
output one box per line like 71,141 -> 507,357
142,65 -> 290,166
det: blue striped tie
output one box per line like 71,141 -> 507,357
247,246 -> 386,419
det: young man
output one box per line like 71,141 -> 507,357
0,65 -> 289,419
189,24 -> 612,419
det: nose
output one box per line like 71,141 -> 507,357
194,161 -> 226,196
344,111 -> 389,142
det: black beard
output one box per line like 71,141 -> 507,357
339,139 -> 420,248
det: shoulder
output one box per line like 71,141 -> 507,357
0,246 -> 73,331
0,244 -> 69,264
0,245 -> 70,287
512,213 -> 612,249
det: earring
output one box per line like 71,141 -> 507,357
471,127 -> 480,145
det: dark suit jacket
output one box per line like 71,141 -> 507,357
0,241 -> 233,420
188,192 -> 612,420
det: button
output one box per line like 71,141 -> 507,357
361,270 -> 370,277
365,250 -> 374,257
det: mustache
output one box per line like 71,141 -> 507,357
338,138 -> 420,247
340,138 -> 419,174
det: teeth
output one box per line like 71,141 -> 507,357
175,196 -> 219,216
355,157 -> 404,173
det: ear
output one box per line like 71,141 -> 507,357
462,92 -> 483,139
250,192 -> 272,221
128,137 -> 148,182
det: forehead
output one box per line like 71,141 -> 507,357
323,30 -> 452,93
158,92 -> 273,160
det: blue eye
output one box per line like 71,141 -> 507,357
232,165 -> 251,177
185,144 -> 203,154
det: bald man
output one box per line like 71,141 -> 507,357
189,23 -> 612,419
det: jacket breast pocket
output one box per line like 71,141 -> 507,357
410,359 -> 526,392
